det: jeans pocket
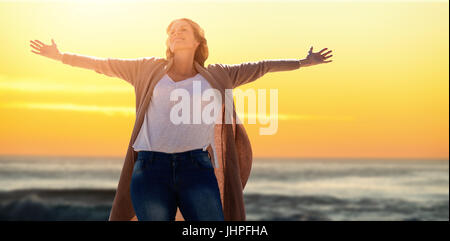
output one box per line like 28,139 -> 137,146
134,153 -> 152,173
191,152 -> 213,169
133,159 -> 144,174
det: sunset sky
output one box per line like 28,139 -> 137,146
0,0 -> 448,159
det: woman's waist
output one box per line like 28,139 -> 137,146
137,147 -> 208,161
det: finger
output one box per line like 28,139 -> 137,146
309,46 -> 313,54
31,40 -> 44,48
30,41 -> 41,48
324,60 -> 332,63
34,39 -> 46,46
30,44 -> 41,51
31,50 -> 41,55
30,40 -> 42,47
322,50 -> 332,56
318,48 -> 328,54
323,54 -> 333,59
51,38 -> 56,45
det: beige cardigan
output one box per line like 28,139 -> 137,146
61,52 -> 301,221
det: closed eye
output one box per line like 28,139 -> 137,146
170,28 -> 187,35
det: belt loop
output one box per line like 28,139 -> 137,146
189,150 -> 193,161
149,151 -> 154,164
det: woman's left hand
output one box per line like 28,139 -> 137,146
302,46 -> 333,67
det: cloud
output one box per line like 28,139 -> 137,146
0,76 -> 355,121
237,112 -> 355,121
0,101 -> 354,121
0,102 -> 135,117
0,76 -> 131,94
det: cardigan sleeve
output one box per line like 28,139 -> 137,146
61,52 -> 147,87
221,59 -> 301,88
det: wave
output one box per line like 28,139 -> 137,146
0,188 -> 115,221
244,193 -> 449,221
0,188 -> 448,221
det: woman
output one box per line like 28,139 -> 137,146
30,18 -> 333,221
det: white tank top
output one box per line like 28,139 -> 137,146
132,73 -> 220,168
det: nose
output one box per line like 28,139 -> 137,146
172,29 -> 185,37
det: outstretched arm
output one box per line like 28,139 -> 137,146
222,59 -> 301,89
30,38 -> 145,87
222,46 -> 333,88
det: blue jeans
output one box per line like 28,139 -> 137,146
130,148 -> 225,221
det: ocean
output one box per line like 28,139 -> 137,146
0,155 -> 447,221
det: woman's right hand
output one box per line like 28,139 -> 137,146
30,38 -> 63,61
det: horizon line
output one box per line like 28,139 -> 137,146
0,153 -> 448,162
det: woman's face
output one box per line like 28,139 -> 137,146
168,20 -> 200,54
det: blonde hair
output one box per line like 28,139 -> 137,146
165,18 -> 209,67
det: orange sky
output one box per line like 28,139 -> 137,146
0,0 -> 448,159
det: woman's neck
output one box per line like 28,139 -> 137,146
171,52 -> 197,76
